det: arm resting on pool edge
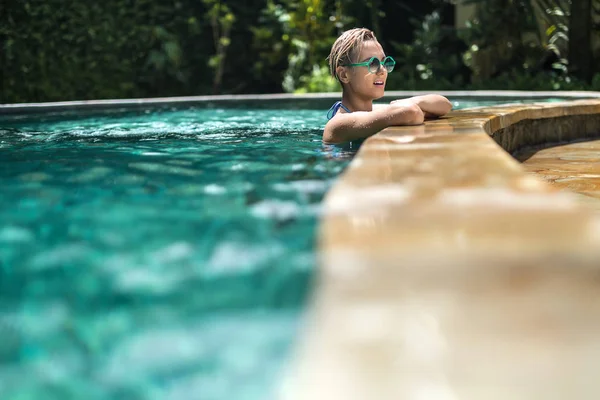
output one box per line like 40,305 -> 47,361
390,94 -> 452,119
322,103 -> 424,144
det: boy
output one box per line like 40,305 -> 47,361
324,28 -> 452,144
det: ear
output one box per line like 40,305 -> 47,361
336,66 -> 351,84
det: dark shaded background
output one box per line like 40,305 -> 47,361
1,0 -> 599,103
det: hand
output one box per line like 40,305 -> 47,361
390,95 -> 452,118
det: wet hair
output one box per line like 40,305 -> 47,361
327,28 -> 378,82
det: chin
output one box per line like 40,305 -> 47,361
372,86 -> 386,99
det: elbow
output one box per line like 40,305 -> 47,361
322,127 -> 345,144
433,95 -> 453,115
406,103 -> 425,125
440,96 -> 453,114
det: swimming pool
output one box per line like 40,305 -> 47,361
0,97 -> 575,399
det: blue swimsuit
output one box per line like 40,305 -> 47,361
326,101 -> 352,120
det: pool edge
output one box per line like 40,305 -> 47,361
281,99 -> 600,399
2,90 -> 600,115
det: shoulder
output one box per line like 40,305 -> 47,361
323,112 -> 354,143
324,112 -> 351,130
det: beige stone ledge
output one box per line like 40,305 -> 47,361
281,99 -> 600,400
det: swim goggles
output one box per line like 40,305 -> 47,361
343,56 -> 396,74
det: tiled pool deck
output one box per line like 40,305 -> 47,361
283,99 -> 600,400
520,139 -> 600,210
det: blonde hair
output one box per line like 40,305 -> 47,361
327,28 -> 378,82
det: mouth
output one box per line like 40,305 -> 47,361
374,80 -> 385,86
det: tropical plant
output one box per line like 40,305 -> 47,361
202,0 -> 236,94
1,0 -> 599,103
458,0 -> 599,82
294,64 -> 339,93
387,10 -> 471,90
276,0 -> 339,92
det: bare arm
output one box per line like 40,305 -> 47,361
323,103 -> 424,144
391,94 -> 452,118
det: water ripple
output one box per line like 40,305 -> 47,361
0,106 -> 350,400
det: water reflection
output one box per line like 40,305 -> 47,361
320,140 -> 361,161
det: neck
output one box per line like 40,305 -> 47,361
341,91 -> 373,113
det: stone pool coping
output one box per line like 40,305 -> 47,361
282,99 -> 600,399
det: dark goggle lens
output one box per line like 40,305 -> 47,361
368,58 -> 381,73
368,57 -> 395,73
383,58 -> 395,72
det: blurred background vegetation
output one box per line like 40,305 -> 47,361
2,0 -> 600,103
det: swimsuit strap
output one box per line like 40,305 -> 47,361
326,101 -> 352,120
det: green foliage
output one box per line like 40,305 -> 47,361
386,11 -> 471,90
272,0 -> 338,93
1,0 -> 599,103
466,69 -> 589,90
202,0 -> 236,94
0,0 -> 276,102
294,65 -> 339,93
1,0 -> 214,102
248,2 -> 291,93
457,0 -> 573,81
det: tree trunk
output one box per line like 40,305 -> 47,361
568,0 -> 593,82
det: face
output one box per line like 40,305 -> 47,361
340,41 -> 388,100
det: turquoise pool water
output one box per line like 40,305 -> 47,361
0,107 -> 355,400
0,98 -> 568,399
